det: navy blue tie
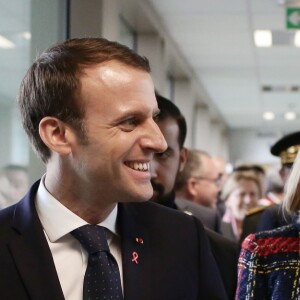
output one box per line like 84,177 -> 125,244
71,225 -> 123,300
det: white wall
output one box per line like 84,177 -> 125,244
228,128 -> 281,166
27,0 -> 68,181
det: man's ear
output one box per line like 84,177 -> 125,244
186,177 -> 198,197
179,147 -> 188,172
39,117 -> 74,156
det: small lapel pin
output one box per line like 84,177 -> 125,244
131,251 -> 139,264
135,237 -> 144,245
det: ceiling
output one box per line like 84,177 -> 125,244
2,0 -> 300,137
147,0 -> 300,135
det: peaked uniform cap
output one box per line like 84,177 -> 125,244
270,131 -> 300,165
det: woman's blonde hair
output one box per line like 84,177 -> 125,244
221,171 -> 262,203
283,151 -> 300,213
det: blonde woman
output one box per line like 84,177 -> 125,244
221,171 -> 262,242
236,153 -> 300,299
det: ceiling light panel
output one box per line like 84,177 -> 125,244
254,30 -> 272,47
263,111 -> 275,120
284,111 -> 297,120
0,35 -> 15,49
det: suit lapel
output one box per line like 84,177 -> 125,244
118,203 -> 152,300
9,181 -> 64,300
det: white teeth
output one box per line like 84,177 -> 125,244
127,162 -> 150,171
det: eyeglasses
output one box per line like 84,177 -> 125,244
193,176 -> 222,187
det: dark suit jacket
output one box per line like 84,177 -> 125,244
205,229 -> 239,300
175,198 -> 222,233
174,198 -> 238,299
0,181 -> 227,300
257,204 -> 293,231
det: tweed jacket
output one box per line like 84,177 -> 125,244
236,221 -> 300,300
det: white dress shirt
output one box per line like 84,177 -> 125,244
35,176 -> 123,300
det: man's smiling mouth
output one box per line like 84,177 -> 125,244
125,162 -> 150,171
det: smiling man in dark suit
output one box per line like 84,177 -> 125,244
0,38 -> 227,300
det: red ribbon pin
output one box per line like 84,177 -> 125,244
131,251 -> 139,264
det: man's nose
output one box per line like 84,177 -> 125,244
141,120 -> 167,153
243,195 -> 251,204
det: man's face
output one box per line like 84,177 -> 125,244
71,61 -> 167,205
191,155 -> 221,208
150,117 -> 186,203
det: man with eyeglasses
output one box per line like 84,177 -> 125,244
175,149 -> 222,210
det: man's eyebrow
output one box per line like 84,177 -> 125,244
112,107 -> 159,124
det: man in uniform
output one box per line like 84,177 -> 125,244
257,131 -> 300,231
241,131 -> 300,243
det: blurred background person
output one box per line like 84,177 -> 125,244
242,131 -> 300,238
0,164 -> 29,209
151,94 -> 238,299
258,166 -> 284,206
212,156 -> 229,188
150,95 -> 188,210
175,149 -> 222,210
257,131 -> 300,232
233,164 -> 267,198
151,95 -> 221,233
236,150 -> 300,300
212,155 -> 231,218
241,165 -> 285,242
221,171 -> 262,243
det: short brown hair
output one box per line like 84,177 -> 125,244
18,37 -> 150,163
175,149 -> 210,190
155,94 -> 187,149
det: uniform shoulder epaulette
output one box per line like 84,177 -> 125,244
246,205 -> 266,217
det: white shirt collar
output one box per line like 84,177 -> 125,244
35,175 -> 118,243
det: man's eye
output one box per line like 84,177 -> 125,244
119,118 -> 138,131
153,114 -> 160,123
156,150 -> 171,159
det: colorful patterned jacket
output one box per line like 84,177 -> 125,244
236,221 -> 300,300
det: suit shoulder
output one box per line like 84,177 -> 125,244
205,228 -> 238,251
245,205 -> 266,217
261,204 -> 282,215
175,198 -> 217,216
0,204 -> 16,222
136,200 -> 195,219
0,204 -> 17,239
123,201 -> 203,229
